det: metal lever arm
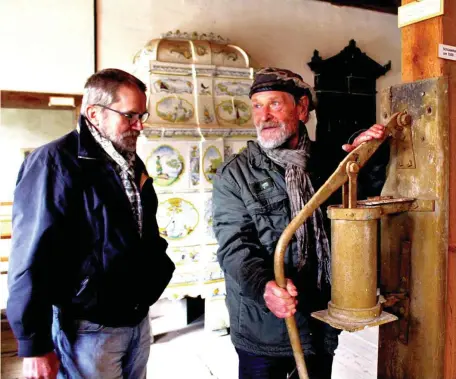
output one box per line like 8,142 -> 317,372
273,111 -> 409,379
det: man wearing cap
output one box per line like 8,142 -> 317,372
212,67 -> 385,378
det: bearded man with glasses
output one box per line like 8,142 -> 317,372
7,68 -> 175,379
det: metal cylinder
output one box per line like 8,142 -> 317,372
327,207 -> 382,323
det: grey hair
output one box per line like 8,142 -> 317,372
81,68 -> 147,115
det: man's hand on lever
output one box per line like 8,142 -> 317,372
342,124 -> 386,152
264,279 -> 298,318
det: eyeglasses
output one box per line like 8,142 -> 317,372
95,104 -> 149,124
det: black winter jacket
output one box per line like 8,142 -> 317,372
7,117 -> 175,357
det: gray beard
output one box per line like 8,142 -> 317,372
105,130 -> 139,153
256,121 -> 293,149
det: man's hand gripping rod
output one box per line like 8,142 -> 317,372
273,112 -> 410,379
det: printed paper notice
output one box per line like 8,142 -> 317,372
398,0 -> 444,28
438,44 -> 456,62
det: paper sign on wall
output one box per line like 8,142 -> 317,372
438,44 -> 456,62
398,0 -> 444,28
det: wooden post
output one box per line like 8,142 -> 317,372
401,1 -> 456,378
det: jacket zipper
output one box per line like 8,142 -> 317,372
75,276 -> 89,296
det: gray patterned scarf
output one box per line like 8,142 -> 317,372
263,127 -> 331,287
87,122 -> 143,236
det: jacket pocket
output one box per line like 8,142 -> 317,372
72,254 -> 100,312
247,196 -> 290,249
238,296 -> 289,346
136,247 -> 175,306
247,192 -> 288,215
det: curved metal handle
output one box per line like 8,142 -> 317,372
273,112 -> 409,379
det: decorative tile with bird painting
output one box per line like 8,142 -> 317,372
200,140 -> 224,188
150,76 -> 194,95
197,97 -> 216,126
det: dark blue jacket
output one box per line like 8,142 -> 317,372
7,117 -> 175,357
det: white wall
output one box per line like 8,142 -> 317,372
0,0 -> 94,94
0,109 -> 75,201
97,0 -> 401,122
0,1 -> 401,201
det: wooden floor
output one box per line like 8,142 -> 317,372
1,314 -> 378,378
1,319 -> 21,379
333,327 -> 378,379
146,320 -> 378,379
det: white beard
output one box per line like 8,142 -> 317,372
256,121 -> 293,149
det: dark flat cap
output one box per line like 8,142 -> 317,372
249,67 -> 316,110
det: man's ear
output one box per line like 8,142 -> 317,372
85,105 -> 99,126
297,96 -> 310,123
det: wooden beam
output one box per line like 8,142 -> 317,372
1,90 -> 82,126
1,90 -> 82,111
401,1 -> 456,378
316,0 -> 399,14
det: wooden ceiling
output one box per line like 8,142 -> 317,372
317,0 -> 400,14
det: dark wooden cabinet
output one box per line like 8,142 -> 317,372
308,39 -> 391,202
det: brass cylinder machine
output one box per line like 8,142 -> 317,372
273,111 -> 436,379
